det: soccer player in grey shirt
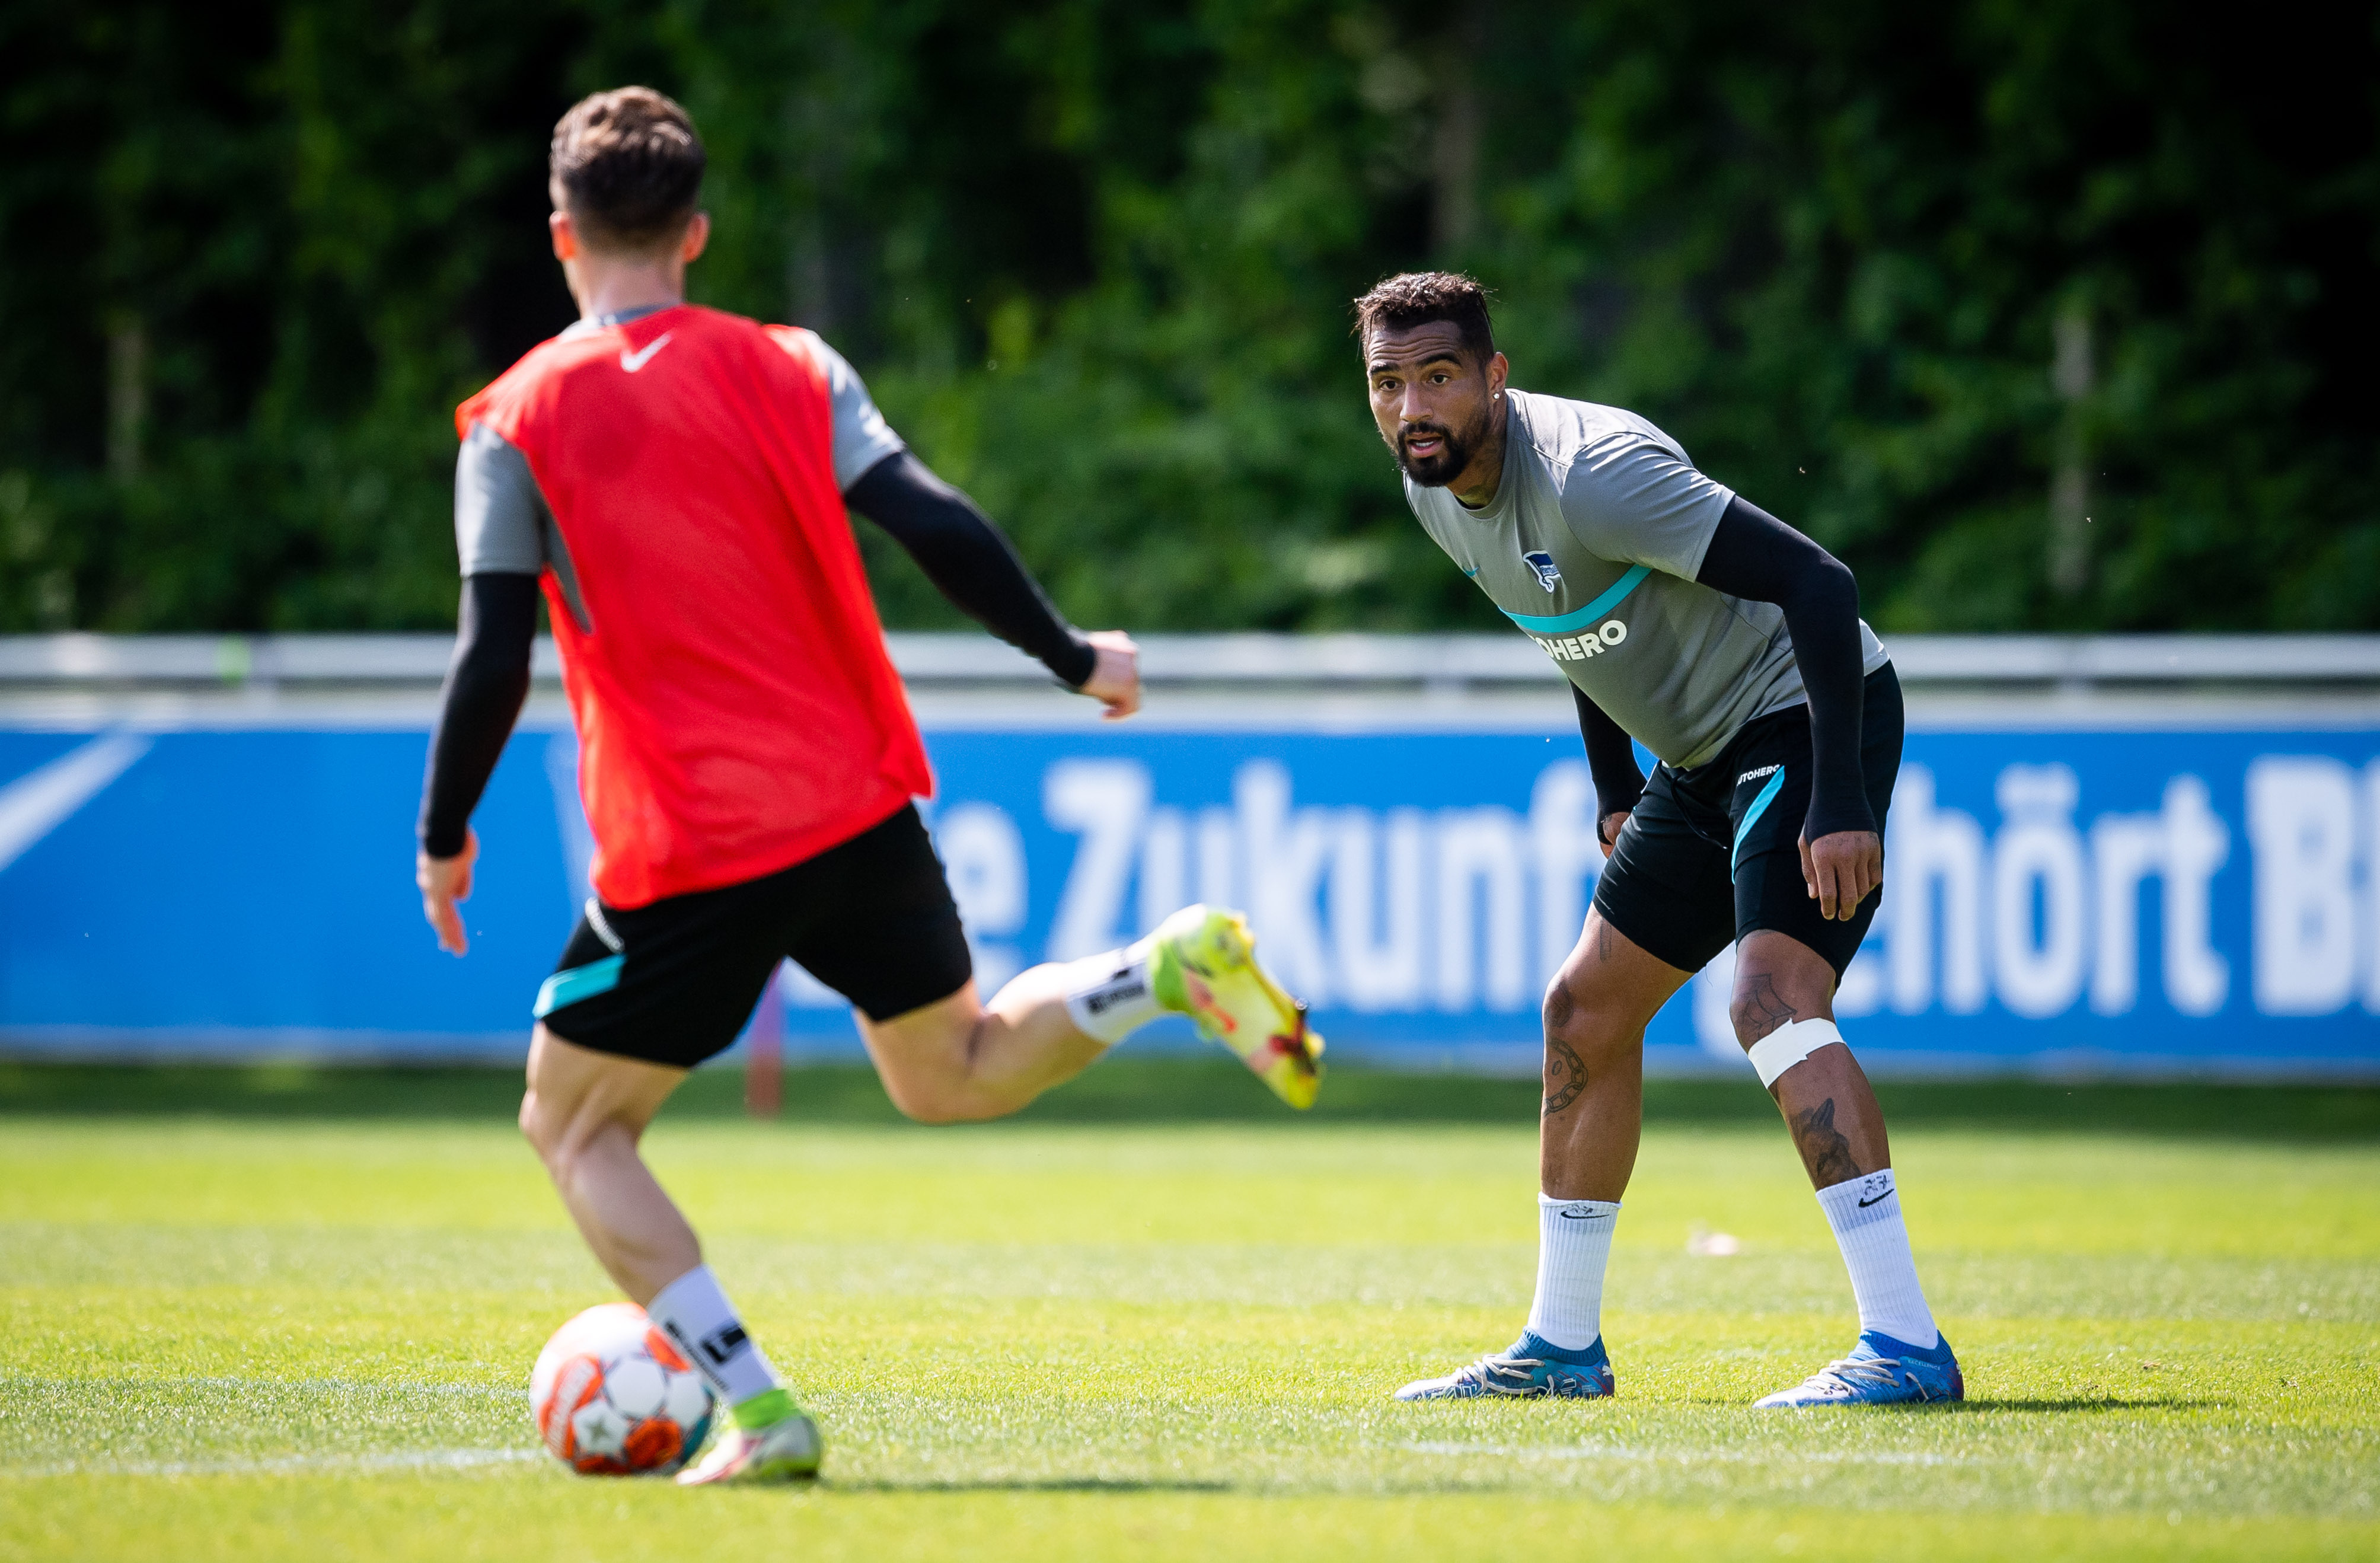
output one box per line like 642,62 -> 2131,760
1361,272 -> 1961,1408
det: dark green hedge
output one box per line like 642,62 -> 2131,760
3,1 -> 2372,634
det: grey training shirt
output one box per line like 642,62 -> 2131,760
453,310 -> 906,631
1402,389 -> 1888,770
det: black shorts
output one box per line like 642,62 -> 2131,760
1591,664 -> 1904,981
532,804 -> 974,1069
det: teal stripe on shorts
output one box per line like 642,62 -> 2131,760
1731,768 -> 1786,880
535,954 -> 623,1018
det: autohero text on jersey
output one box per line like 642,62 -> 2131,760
1530,619 -> 1630,662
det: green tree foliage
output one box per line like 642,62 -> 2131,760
1,0 -> 2372,633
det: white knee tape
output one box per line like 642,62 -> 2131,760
1745,1017 -> 1846,1089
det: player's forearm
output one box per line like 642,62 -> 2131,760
1695,496 -> 1872,840
845,451 -> 1097,688
418,573 -> 539,857
1572,684 -> 1645,821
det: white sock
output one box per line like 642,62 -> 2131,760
1061,938 -> 1162,1044
646,1264 -> 782,1405
1814,1169 -> 1940,1350
1524,1194 -> 1620,1352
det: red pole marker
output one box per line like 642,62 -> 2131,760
744,963 -> 784,1118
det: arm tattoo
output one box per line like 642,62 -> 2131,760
1730,972 -> 1798,1044
1791,1096 -> 1861,1184
1543,1034 -> 1588,1118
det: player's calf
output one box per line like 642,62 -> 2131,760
1730,935 -> 1958,1408
519,1029 -> 822,1473
1398,914 -> 1682,1403
519,1029 -> 703,1299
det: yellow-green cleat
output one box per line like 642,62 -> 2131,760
1147,904 -> 1325,1110
674,1403 -> 823,1486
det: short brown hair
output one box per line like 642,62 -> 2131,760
549,87 -> 705,253
1352,272 -> 1497,363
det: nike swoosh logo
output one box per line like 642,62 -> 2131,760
1556,1210 -> 1609,1220
1856,1189 -> 1895,1208
1463,568 -> 1479,578
619,332 -> 674,373
0,732 -> 151,873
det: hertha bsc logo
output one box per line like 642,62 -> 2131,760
1522,551 -> 1562,592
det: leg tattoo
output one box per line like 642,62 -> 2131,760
1543,1034 -> 1588,1118
1731,972 -> 1798,1045
1791,1096 -> 1861,1184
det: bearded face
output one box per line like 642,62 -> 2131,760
1393,393 -> 1497,488
1365,318 -> 1507,497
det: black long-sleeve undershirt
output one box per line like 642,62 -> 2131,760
844,450 -> 1097,688
416,451 -> 1096,859
1572,684 -> 1644,841
1568,496 -> 1871,844
417,572 -> 538,858
1693,494 -> 1873,841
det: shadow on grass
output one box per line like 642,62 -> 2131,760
0,1058 -> 2373,1140
828,1478 -> 1233,1494
1954,1398 -> 2223,1414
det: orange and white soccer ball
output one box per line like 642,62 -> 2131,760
531,1302 -> 716,1476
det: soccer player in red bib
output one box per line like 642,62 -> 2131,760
413,88 -> 1322,1485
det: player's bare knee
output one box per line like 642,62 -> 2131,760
1729,982 -> 1833,1052
876,1071 -> 978,1125
518,1097 -> 578,1171
1727,989 -> 1773,1051
1542,971 -> 1630,1067
1728,942 -> 1836,1051
518,1090 -> 609,1177
888,1092 -> 962,1126
1541,971 -> 1580,1038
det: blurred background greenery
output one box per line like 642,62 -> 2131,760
2,0 -> 2372,637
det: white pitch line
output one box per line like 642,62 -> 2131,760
1,1374 -> 522,1399
3,1447 -> 544,1479
171,1377 -> 521,1398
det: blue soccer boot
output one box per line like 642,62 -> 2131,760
1753,1329 -> 1964,1408
1393,1332 -> 1615,1401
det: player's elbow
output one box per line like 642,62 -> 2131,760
1794,553 -> 1858,620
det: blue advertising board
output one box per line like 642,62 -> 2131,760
0,714 -> 2374,1074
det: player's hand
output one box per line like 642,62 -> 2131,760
1597,810 -> 1631,860
417,830 -> 478,956
1077,629 -> 1141,721
1799,829 -> 1881,921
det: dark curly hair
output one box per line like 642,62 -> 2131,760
1352,272 -> 1497,363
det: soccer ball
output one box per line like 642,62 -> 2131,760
531,1302 -> 716,1476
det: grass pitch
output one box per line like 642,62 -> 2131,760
2,1061 -> 2375,1561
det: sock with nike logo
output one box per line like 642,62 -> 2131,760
647,1264 -> 786,1418
1524,1194 -> 1620,1352
1815,1169 -> 1939,1350
1060,939 -> 1162,1044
